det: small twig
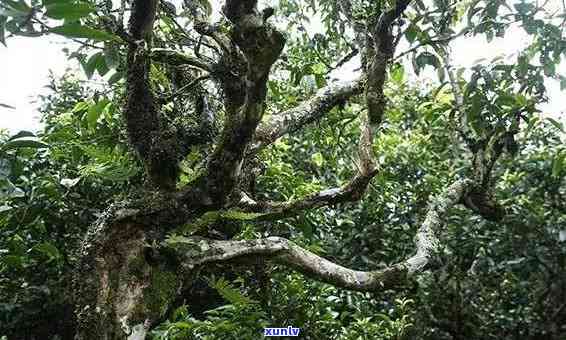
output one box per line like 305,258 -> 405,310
327,48 -> 359,74
394,31 -> 467,61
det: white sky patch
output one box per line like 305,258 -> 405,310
0,36 -> 78,133
0,0 -> 564,134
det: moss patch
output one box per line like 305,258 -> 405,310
144,268 -> 178,318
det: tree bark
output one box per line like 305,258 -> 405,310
73,205 -> 182,339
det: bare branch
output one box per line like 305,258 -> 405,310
171,179 -> 472,291
151,48 -> 213,72
252,77 -> 365,152
237,171 -> 376,219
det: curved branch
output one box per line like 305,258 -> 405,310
438,48 -> 506,221
237,171 -> 376,219
171,179 -> 472,291
240,85 -> 376,220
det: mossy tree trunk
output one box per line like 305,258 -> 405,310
72,0 -> 510,338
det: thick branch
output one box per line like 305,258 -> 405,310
365,0 -> 411,125
205,0 -> 285,206
252,77 -> 364,152
124,0 -> 184,189
172,179 -> 472,291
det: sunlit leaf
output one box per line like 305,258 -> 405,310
87,99 -> 110,129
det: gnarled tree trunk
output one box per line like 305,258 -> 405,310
72,0 -> 509,338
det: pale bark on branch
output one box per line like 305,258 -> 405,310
173,179 -> 473,291
252,77 -> 365,152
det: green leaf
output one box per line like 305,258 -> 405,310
546,117 -> 564,132
0,0 -> 32,17
87,99 -> 110,129
104,44 -> 120,69
0,15 -> 6,46
108,71 -> 123,84
543,61 -> 555,76
311,152 -> 324,167
311,62 -> 327,75
299,218 -> 313,239
390,63 -> 405,84
2,255 -> 23,270
211,278 -> 256,306
42,0 -> 71,5
314,73 -> 326,88
414,52 -> 440,75
552,150 -> 565,178
35,242 -> 61,262
45,3 -> 94,20
72,101 -> 89,113
83,52 -> 107,78
0,102 -> 15,109
1,138 -> 49,151
50,24 -> 117,41
405,24 -> 418,43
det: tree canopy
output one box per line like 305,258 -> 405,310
0,0 -> 565,339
